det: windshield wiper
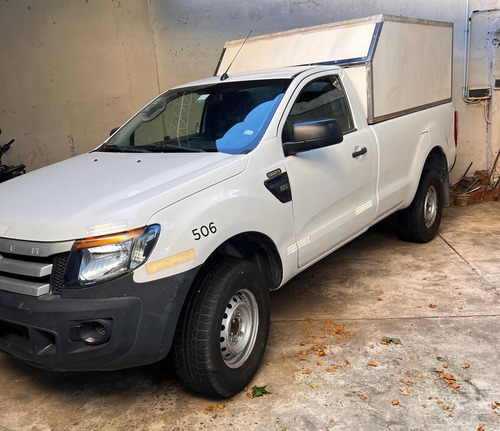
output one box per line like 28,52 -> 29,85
142,142 -> 206,153
98,144 -> 150,153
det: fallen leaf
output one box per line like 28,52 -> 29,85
436,356 -> 443,361
436,367 -> 444,373
266,362 -> 273,366
217,404 -> 225,410
318,350 -> 326,357
345,359 -> 350,365
300,341 -> 306,346
377,297 -> 383,301
360,395 -> 367,400
317,361 -> 323,366
311,383 -> 317,388
409,355 -> 415,360
381,337 -> 402,345
392,399 -> 400,406
457,305 -> 463,310
205,406 -> 216,411
251,385 -> 272,398
477,424 -> 485,431
417,373 -> 424,378
302,370 -> 310,374
429,304 -> 437,308
400,387 -> 411,396
421,404 -> 427,408
443,363 -> 449,369
462,363 -> 470,369
437,400 -> 443,405
380,340 -> 389,345
246,392 -> 253,399
367,360 -> 378,367
369,344 -> 374,349
397,356 -> 403,360
300,350 -> 308,356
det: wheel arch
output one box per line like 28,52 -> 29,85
422,146 -> 451,206
201,231 -> 283,291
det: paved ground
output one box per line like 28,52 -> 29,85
0,202 -> 498,431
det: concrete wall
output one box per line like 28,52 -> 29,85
0,0 -> 159,170
1,0 -> 498,182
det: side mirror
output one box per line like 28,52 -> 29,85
283,119 -> 343,156
109,127 -> 120,136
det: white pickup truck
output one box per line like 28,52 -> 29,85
0,15 -> 456,396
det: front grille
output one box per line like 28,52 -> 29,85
0,238 -> 72,296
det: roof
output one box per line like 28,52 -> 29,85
171,65 -> 342,90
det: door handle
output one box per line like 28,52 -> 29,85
352,147 -> 367,158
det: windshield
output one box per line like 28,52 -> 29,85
99,79 -> 290,154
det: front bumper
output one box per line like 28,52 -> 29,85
0,268 -> 198,371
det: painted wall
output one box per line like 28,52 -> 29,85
1,0 -> 498,182
0,0 -> 159,170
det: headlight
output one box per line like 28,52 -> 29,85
63,224 -> 160,287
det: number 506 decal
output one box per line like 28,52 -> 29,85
192,222 -> 217,240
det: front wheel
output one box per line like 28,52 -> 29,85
397,170 -> 444,243
174,258 -> 270,397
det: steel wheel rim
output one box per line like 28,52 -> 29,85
220,289 -> 259,369
424,185 -> 438,228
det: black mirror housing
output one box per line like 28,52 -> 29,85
284,119 -> 343,156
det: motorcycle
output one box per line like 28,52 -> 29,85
0,129 -> 26,183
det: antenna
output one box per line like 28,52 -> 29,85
220,30 -> 252,81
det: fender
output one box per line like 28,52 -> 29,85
132,168 -> 295,285
403,105 -> 455,209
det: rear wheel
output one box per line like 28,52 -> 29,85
174,258 -> 270,397
398,170 -> 443,243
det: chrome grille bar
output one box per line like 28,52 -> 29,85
0,255 -> 53,277
0,275 -> 50,296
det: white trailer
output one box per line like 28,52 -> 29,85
216,14 -> 453,124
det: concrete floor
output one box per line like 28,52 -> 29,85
0,202 -> 498,431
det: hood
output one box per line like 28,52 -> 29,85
0,152 -> 247,241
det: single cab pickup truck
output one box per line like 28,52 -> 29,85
0,15 -> 457,396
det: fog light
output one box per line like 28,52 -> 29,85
77,320 -> 111,345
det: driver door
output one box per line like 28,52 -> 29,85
282,74 -> 377,268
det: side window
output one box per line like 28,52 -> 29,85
283,75 -> 354,142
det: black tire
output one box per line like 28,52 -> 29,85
397,170 -> 443,243
174,258 -> 270,397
